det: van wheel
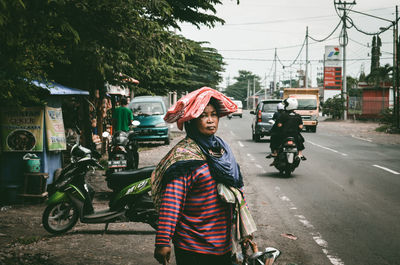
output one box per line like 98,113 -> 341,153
254,134 -> 261,142
311,126 -> 317,133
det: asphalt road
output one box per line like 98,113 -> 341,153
1,112 -> 399,265
221,111 -> 400,265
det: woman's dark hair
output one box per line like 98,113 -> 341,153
208,97 -> 220,116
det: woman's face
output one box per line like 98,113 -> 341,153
195,104 -> 219,136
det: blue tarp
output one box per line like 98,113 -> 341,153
32,80 -> 89,96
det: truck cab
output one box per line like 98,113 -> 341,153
283,88 -> 319,133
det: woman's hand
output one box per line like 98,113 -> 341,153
154,246 -> 171,264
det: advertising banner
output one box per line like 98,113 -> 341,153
0,107 -> 44,152
45,106 -> 66,151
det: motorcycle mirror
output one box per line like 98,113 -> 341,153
132,120 -> 140,126
102,131 -> 110,138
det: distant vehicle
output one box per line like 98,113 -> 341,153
283,88 -> 319,132
232,100 -> 243,118
250,99 -> 282,142
128,96 -> 170,145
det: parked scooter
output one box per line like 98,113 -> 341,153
42,140 -> 157,234
271,137 -> 300,177
104,120 -> 140,174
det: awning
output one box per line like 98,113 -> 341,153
32,80 -> 89,96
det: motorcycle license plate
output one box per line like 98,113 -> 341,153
286,153 -> 294,163
108,160 -> 127,168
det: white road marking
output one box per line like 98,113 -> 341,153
373,164 -> 400,175
230,131 -> 235,136
238,141 -> 244,147
279,195 -> 291,202
246,153 -> 255,161
255,164 -> 262,169
307,140 -> 348,157
351,134 -> 372,142
278,194 -> 345,265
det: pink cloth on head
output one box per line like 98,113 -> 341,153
164,87 -> 238,130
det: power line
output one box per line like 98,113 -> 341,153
276,37 -> 307,68
308,20 -> 342,42
219,37 -> 339,52
224,57 -> 392,62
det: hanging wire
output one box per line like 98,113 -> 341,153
308,20 -> 342,42
276,36 -> 307,68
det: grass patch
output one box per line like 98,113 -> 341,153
375,125 -> 389,132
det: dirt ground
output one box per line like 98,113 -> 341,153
0,120 -> 398,265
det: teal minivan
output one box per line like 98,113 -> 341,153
128,96 -> 170,145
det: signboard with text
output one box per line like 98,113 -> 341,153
0,107 -> 44,152
324,67 -> 342,90
45,106 -> 66,151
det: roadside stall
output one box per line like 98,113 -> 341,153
0,81 -> 89,204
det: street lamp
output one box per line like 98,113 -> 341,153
338,6 -> 399,128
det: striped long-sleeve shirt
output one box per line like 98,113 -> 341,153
155,162 -> 232,255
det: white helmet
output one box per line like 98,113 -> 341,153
277,102 -> 284,111
284,98 -> 298,110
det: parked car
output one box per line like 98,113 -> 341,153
232,100 -> 243,118
128,96 -> 170,145
250,99 -> 282,142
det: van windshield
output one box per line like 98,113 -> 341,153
262,103 -> 279,112
233,100 -> 243,108
131,102 -> 164,116
297,99 -> 317,110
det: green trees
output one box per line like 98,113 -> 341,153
225,70 -> 262,104
0,0 -> 227,107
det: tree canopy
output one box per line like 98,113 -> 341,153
224,70 -> 262,106
0,0 -> 228,107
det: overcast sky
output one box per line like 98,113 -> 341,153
179,0 -> 399,88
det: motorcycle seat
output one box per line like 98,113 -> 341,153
106,166 -> 155,191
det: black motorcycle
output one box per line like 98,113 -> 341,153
42,142 -> 157,234
104,120 -> 140,174
272,137 -> 300,177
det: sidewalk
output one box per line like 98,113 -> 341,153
0,125 -> 186,265
318,119 -> 400,145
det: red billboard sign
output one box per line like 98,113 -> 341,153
324,67 -> 342,90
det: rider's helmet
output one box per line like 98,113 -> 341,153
112,131 -> 129,146
284,98 -> 298,111
70,144 -> 91,163
277,102 -> 285,111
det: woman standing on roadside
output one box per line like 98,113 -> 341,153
151,87 -> 256,265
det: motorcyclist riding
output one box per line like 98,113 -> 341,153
275,98 -> 306,161
267,102 -> 285,158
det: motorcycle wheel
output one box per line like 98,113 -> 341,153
42,201 -> 79,234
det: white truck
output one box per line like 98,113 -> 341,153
283,88 -> 319,133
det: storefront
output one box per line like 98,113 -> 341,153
0,81 -> 89,204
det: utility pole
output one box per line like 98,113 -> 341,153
305,26 -> 309,88
247,79 -> 250,109
396,5 -> 399,128
339,3 -> 398,127
273,48 -> 277,95
253,76 -> 256,109
264,73 -> 267,99
335,0 -> 356,121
